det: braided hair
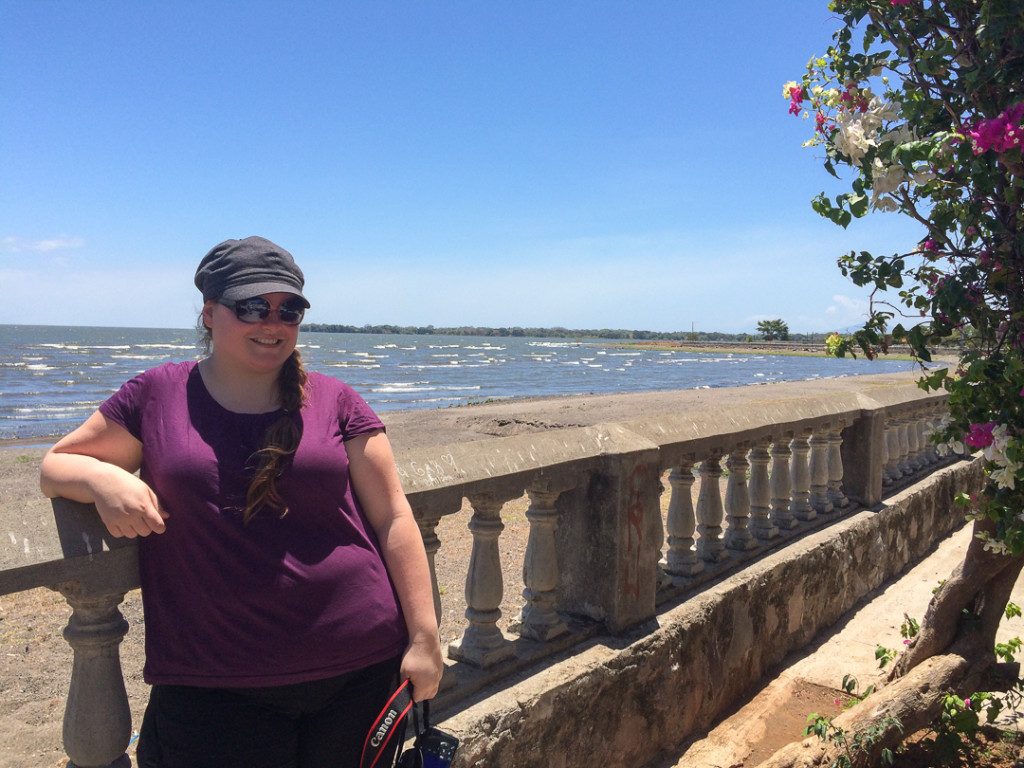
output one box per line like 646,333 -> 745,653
243,349 -> 307,522
197,315 -> 308,522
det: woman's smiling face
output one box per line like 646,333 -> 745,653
203,292 -> 301,375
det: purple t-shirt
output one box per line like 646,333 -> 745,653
99,361 -> 407,687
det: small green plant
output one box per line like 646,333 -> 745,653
877,615 -> 920,669
804,712 -> 902,767
841,674 -> 875,704
994,637 -> 1023,664
875,645 -> 897,670
917,692 -> 988,765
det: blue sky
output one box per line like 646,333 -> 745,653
1,1 -> 923,334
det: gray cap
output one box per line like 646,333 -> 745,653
194,236 -> 311,307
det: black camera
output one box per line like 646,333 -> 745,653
396,726 -> 460,768
417,727 -> 459,768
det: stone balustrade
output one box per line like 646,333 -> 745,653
0,380 -> 954,768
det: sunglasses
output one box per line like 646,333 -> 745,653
218,297 -> 306,325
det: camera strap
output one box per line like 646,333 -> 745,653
361,678 -> 414,768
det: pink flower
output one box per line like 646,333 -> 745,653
965,699 -> 972,709
788,87 -> 805,116
968,103 -> 1024,154
965,422 -> 998,449
1020,388 -> 1024,396
924,239 -> 939,252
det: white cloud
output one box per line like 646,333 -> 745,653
1,235 -> 85,253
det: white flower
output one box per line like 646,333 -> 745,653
835,118 -> 871,166
989,455 -> 1020,490
872,158 -> 909,195
936,441 -> 962,456
912,168 -> 936,185
871,97 -> 902,123
991,465 -> 1018,490
983,425 -> 1012,465
983,538 -> 1010,555
880,126 -> 913,146
871,193 -> 901,212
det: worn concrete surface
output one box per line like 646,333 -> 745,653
434,459 -> 984,768
666,518 -> 1024,768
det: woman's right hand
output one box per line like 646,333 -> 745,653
41,410 -> 167,538
90,463 -> 168,538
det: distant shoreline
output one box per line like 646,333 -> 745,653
619,339 -> 963,363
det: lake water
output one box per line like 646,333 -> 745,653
0,325 -> 921,441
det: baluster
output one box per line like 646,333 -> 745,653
897,417 -> 913,476
826,424 -> 849,509
413,496 -> 460,690
922,408 -> 937,464
790,431 -> 815,521
414,503 -> 449,627
883,417 -> 900,485
449,492 -> 517,667
665,459 -> 703,579
808,428 -> 833,515
749,438 -> 778,540
520,482 -> 568,642
724,447 -> 756,551
653,469 -> 672,592
696,454 -> 728,562
770,438 -> 798,530
923,407 -> 941,464
905,410 -> 921,471
57,583 -> 133,768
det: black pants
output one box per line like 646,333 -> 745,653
136,656 -> 402,768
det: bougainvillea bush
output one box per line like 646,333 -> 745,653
787,0 -> 1023,554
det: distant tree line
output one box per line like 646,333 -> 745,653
301,322 -> 829,343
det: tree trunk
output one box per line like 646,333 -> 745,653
761,516 -> 1024,767
892,516 -> 1024,678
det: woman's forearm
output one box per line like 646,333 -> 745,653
41,451 -> 122,501
378,509 -> 440,641
40,447 -> 167,538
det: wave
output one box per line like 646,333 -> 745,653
13,402 -> 99,415
370,385 -> 482,393
33,343 -> 131,351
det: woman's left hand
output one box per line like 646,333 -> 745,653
400,632 -> 444,702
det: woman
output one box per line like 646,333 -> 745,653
40,236 -> 443,768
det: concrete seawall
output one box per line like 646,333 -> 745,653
0,370 -> 972,768
437,460 -> 980,768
